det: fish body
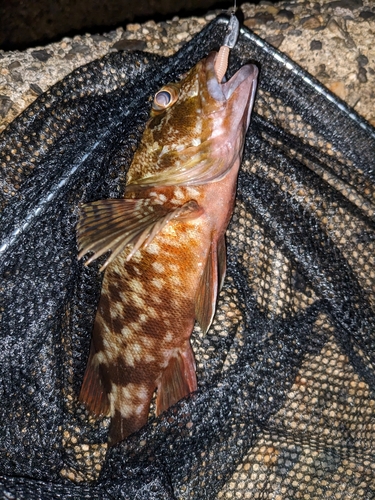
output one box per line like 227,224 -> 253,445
77,52 -> 258,445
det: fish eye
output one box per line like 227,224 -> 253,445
152,86 -> 179,111
155,91 -> 171,107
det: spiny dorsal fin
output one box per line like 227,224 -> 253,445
77,198 -> 203,270
156,343 -> 197,416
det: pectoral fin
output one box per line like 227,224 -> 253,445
195,235 -> 227,335
126,145 -> 226,187
77,198 -> 202,270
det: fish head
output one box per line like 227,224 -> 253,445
203,51 -> 258,139
127,51 -> 258,186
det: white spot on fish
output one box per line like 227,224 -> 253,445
158,194 -> 167,202
146,242 -> 160,254
124,352 -> 135,368
128,279 -> 144,294
125,343 -> 143,367
186,187 -> 200,197
118,383 -> 148,417
109,384 -> 119,410
170,274 -> 181,286
162,225 -> 177,238
133,266 -> 142,276
132,343 -> 142,355
147,306 -> 158,318
162,236 -> 181,247
172,297 -> 182,308
120,384 -> 134,400
151,278 -> 163,289
136,384 -> 150,401
95,350 -> 108,365
165,332 -> 173,342
103,337 -> 117,354
191,137 -> 201,146
121,325 -> 133,337
131,253 -> 142,264
119,403 -> 134,419
152,261 -> 165,273
140,336 -> 154,349
144,353 -> 156,363
110,301 -> 124,319
130,293 -> 146,309
129,321 -> 141,332
173,188 -> 184,199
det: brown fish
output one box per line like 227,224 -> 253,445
77,51 -> 258,445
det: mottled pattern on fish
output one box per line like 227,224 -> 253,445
77,52 -> 258,445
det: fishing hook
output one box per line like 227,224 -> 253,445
214,11 -> 240,83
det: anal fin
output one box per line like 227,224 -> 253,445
156,343 -> 197,416
79,341 -> 110,417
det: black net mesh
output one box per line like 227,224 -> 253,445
0,15 -> 374,499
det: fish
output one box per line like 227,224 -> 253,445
76,50 -> 258,445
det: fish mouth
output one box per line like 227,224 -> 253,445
205,51 -> 258,98
205,51 -> 258,127
221,63 -> 258,99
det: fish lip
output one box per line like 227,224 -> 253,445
205,51 -> 258,103
221,63 -> 258,101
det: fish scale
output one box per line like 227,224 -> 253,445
79,180 -> 228,444
94,229 -> 201,443
77,52 -> 258,444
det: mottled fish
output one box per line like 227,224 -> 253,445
77,50 -> 258,445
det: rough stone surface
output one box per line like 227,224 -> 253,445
111,38 -> 147,51
0,0 -> 374,133
310,39 -> 323,50
31,49 -> 53,62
